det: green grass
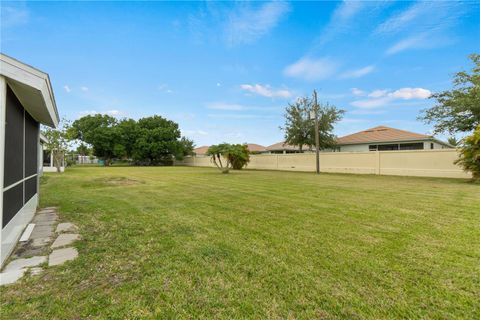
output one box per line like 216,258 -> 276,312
1,167 -> 479,319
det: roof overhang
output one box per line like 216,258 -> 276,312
0,53 -> 59,128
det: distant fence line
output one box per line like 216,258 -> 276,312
177,149 -> 471,179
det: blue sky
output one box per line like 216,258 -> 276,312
2,1 -> 479,146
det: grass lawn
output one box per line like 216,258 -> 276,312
1,166 -> 479,319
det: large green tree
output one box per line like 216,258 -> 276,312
69,114 -> 124,166
281,93 -> 344,152
132,115 -> 183,165
420,54 -> 480,134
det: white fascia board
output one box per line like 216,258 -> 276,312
0,54 -> 59,128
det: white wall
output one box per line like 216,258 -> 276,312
1,195 -> 37,265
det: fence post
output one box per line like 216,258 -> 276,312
276,154 -> 279,169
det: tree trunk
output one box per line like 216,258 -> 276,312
53,150 -> 63,173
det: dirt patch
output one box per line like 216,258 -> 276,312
96,177 -> 144,186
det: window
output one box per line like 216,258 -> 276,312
399,143 -> 424,150
378,144 -> 399,151
431,143 -> 434,149
369,145 -> 378,151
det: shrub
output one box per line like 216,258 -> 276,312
455,125 -> 480,181
228,144 -> 250,170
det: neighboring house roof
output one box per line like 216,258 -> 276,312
246,143 -> 267,152
266,142 -> 309,151
0,53 -> 59,128
193,146 -> 209,155
337,126 -> 437,145
194,144 -> 267,155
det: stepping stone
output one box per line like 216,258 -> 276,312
13,246 -> 46,259
51,234 -> 80,248
33,213 -> 57,223
3,256 -> 47,272
0,269 -> 26,286
56,223 -> 78,233
49,248 -> 78,266
30,225 -> 54,239
31,237 -> 52,247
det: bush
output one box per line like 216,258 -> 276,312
455,125 -> 480,181
228,144 -> 250,170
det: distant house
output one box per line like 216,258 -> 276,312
193,146 -> 209,156
1,54 -> 59,267
40,133 -> 65,173
265,126 -> 452,153
193,143 -> 267,155
266,142 -> 308,154
335,126 -> 452,152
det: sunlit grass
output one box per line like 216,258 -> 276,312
1,166 -> 479,319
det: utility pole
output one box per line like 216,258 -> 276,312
313,90 -> 320,174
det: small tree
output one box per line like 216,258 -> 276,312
455,125 -> 480,181
206,143 -> 250,173
228,144 -> 250,170
42,119 -> 71,173
281,91 -> 344,151
177,137 -> 195,160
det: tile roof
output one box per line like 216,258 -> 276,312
266,142 -> 308,151
193,146 -> 209,155
193,143 -> 267,154
337,126 -> 431,145
246,143 -> 267,152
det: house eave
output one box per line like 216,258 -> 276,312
0,53 -> 59,128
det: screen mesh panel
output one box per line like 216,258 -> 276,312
2,184 -> 24,228
24,111 -> 39,177
24,176 -> 37,203
4,86 -> 24,188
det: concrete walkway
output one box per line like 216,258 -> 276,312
0,207 -> 81,286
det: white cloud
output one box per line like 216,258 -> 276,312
375,2 -> 430,35
1,4 -> 29,28
316,1 -> 367,46
390,87 -> 431,100
284,57 -> 338,81
375,2 -> 462,35
78,109 -> 124,117
184,129 -> 208,136
377,2 -> 468,55
63,85 -> 71,93
340,65 -> 375,79
216,83 -> 221,87
368,89 -> 388,98
80,86 -> 89,92
386,33 -> 428,55
225,1 -> 290,46
351,88 -> 365,96
351,97 -> 392,109
206,102 -> 245,111
351,87 -> 431,108
240,84 -> 292,98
